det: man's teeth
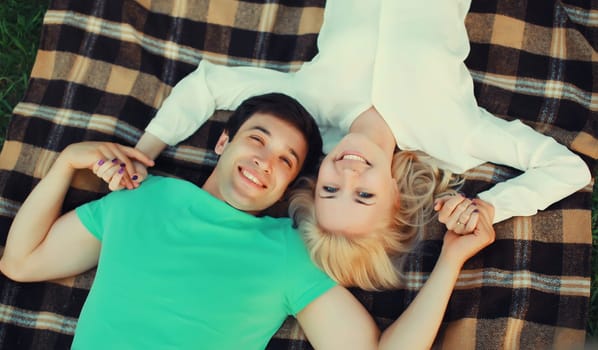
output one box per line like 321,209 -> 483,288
342,154 -> 367,163
242,170 -> 262,186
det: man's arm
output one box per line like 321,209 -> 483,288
297,286 -> 379,349
0,142 -> 154,282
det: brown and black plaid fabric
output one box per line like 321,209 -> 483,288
0,0 -> 595,349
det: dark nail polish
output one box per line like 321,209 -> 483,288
120,163 -> 125,167
111,158 -> 118,163
132,175 -> 139,181
97,159 -> 105,166
118,167 -> 124,174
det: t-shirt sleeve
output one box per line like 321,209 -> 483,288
75,197 -> 109,241
283,227 -> 336,316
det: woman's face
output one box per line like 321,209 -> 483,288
315,133 -> 399,236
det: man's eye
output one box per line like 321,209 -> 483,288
280,157 -> 292,168
357,191 -> 373,199
323,186 -> 338,193
250,135 -> 264,144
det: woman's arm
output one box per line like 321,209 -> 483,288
469,114 -> 591,223
144,60 -> 294,147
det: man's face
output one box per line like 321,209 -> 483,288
205,112 -> 308,213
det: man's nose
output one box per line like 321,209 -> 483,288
254,156 -> 272,174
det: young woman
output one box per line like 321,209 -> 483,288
104,0 -> 591,290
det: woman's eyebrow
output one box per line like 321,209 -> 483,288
318,194 -> 375,206
354,199 -> 375,206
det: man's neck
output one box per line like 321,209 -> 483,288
202,174 -> 259,216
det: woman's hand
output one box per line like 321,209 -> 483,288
97,160 -> 149,191
60,142 -> 154,190
434,194 -> 479,234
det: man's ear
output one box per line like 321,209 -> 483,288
214,131 -> 230,155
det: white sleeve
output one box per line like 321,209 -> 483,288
145,60 -> 293,145
470,111 -> 592,223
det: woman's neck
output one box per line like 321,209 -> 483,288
349,107 -> 396,157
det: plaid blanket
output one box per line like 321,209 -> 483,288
0,0 -> 596,349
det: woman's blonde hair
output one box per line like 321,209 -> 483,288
289,150 -> 460,291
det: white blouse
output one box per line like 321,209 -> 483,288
145,0 -> 591,223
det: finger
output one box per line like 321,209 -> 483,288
121,146 -> 155,167
473,213 -> 496,245
471,198 -> 495,222
95,161 -> 119,178
434,192 -> 460,211
119,167 -> 135,190
105,144 -> 137,181
92,158 -> 106,173
109,167 -> 127,191
434,197 -> 448,211
457,204 -> 478,232
118,176 -> 134,190
463,211 -> 479,233
100,164 -> 122,183
130,162 -> 148,188
453,218 -> 471,235
103,144 -> 141,190
446,198 -> 472,229
437,195 -> 466,223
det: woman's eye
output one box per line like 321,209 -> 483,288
323,186 -> 338,193
357,191 -> 373,199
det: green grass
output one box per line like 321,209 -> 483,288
0,0 -> 47,145
1,0 -> 598,343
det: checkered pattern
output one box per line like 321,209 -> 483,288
0,0 -> 595,349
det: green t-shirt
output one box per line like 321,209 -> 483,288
73,176 -> 335,349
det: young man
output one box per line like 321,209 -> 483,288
0,93 -> 495,349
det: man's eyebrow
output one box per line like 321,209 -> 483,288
250,126 -> 271,136
250,125 -> 300,165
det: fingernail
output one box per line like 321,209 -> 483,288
473,209 -> 479,213
97,159 -> 105,166
120,163 -> 125,167
132,175 -> 139,181
111,158 -> 118,163
118,167 -> 124,174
